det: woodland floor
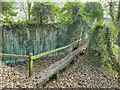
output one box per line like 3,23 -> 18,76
0,54 -> 119,89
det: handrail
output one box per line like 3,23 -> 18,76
31,39 -> 81,60
0,53 -> 29,59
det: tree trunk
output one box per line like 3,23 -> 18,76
27,2 -> 31,21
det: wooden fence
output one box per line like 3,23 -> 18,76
2,24 -> 87,63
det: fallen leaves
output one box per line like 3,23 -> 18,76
43,55 -> 119,88
0,55 -> 119,88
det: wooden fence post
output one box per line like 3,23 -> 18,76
29,53 -> 33,77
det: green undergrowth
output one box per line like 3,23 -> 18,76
86,22 -> 119,73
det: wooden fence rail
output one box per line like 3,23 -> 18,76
0,53 -> 29,59
31,39 -> 80,60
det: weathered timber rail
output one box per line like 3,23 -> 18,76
31,39 -> 81,60
0,53 -> 29,59
34,43 -> 88,87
